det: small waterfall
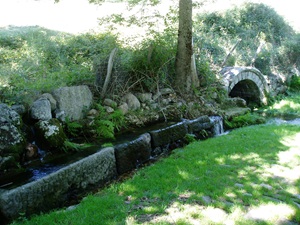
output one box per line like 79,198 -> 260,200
209,116 -> 224,136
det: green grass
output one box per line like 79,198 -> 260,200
12,124 -> 300,225
258,92 -> 300,119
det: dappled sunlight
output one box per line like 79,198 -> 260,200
126,202 -> 296,224
245,203 -> 295,224
273,100 -> 300,112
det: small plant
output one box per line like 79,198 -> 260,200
64,117 -> 83,137
91,103 -> 127,141
184,134 -> 197,144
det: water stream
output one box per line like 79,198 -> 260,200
1,116 -> 299,190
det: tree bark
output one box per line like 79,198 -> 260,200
175,0 -> 198,93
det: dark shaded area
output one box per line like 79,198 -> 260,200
229,79 -> 261,105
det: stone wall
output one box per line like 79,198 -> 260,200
0,115 -> 220,222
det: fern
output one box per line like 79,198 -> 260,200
108,109 -> 126,131
94,119 -> 115,140
64,117 -> 83,137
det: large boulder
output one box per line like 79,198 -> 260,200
122,93 -> 141,111
30,98 -> 52,121
52,85 -> 93,121
0,104 -> 26,170
34,119 -> 67,151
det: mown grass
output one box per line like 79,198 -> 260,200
12,123 -> 300,225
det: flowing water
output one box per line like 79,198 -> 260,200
209,116 -> 224,136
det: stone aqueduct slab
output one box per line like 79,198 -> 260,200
114,133 -> 152,174
0,116 -> 218,222
0,147 -> 116,220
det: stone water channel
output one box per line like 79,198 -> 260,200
0,115 -> 224,222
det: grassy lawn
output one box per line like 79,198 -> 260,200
12,123 -> 300,225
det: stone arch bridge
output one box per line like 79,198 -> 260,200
220,67 -> 269,105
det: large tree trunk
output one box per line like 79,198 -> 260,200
175,0 -> 198,93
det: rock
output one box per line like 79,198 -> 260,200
11,104 -> 26,115
34,119 -> 67,151
152,92 -> 161,101
54,109 -> 66,121
118,103 -> 129,115
40,93 -> 57,111
235,183 -> 244,188
224,97 -> 247,108
149,121 -> 188,149
0,104 -> 26,170
52,85 -> 93,121
103,99 -> 117,108
260,183 -> 273,190
87,109 -> 98,117
122,93 -> 140,111
160,88 -> 174,95
0,104 -> 21,126
30,98 -> 52,121
201,196 -> 212,204
114,133 -> 151,174
105,106 -> 114,113
136,93 -> 153,103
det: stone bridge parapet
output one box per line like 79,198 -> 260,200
220,67 -> 269,105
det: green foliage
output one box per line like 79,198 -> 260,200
0,26 -> 119,104
91,104 -> 126,140
64,118 -> 84,137
289,75 -> 300,91
184,133 -> 196,144
193,2 -> 296,75
258,91 -> 300,118
225,113 -> 266,129
124,32 -> 177,92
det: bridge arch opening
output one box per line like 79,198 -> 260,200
229,79 -> 261,106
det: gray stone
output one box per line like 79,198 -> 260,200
103,99 -> 117,108
34,119 -> 67,150
30,98 -> 52,121
234,183 -> 244,188
0,104 -> 25,167
40,93 -> 57,111
105,106 -> 114,113
114,133 -> 151,174
149,121 -> 188,148
10,104 -> 26,115
160,88 -> 174,95
0,147 -> 117,220
260,183 -> 273,190
136,93 -> 153,103
52,85 -> 93,121
201,196 -> 212,204
187,116 -> 212,133
122,93 -> 140,111
0,104 -> 21,126
118,103 -> 129,115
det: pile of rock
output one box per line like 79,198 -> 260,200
0,85 -> 93,172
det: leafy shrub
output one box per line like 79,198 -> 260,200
193,2 -> 296,75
